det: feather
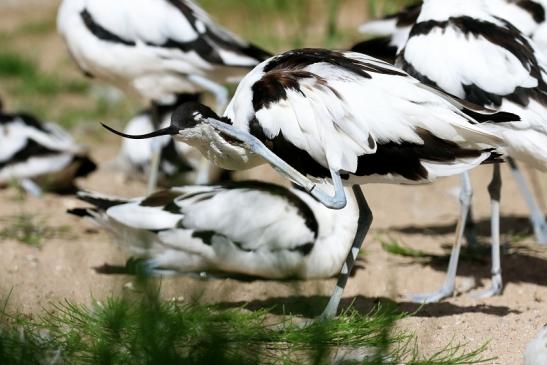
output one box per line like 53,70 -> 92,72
69,182 -> 358,279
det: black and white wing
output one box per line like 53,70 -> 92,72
529,0 -> 547,53
354,3 -> 420,63
70,181 -> 354,279
227,49 -> 513,185
0,112 -> 96,190
57,0 -> 271,102
399,1 -> 547,169
353,0 -> 544,64
358,3 -> 421,37
58,0 -> 270,67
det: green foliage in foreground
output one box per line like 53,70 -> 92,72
0,293 -> 491,365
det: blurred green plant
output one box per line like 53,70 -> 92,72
379,236 -> 492,265
380,237 -> 429,259
0,49 -> 89,97
0,213 -> 72,246
0,293 -> 491,365
368,0 -> 418,18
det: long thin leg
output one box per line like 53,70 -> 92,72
508,158 -> 547,245
409,172 -> 473,303
194,157 -> 212,185
464,206 -> 479,247
205,117 -> 347,209
147,105 -> 162,194
188,75 -> 229,113
20,178 -> 43,197
474,164 -> 503,298
319,185 -> 373,320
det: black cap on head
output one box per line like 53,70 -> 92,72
171,102 -> 218,129
101,102 -> 218,140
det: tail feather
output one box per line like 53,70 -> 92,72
351,37 -> 397,64
74,155 -> 97,178
462,107 -> 520,124
67,207 -> 97,218
76,191 -> 129,211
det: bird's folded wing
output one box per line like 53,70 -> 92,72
171,186 -> 316,253
253,52 -> 504,174
402,17 -> 545,107
81,0 -> 268,66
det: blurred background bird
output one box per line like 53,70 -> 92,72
114,93 -> 233,186
0,97 -> 96,196
57,0 -> 271,192
395,0 -> 547,302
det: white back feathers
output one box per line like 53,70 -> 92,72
57,0 -> 271,105
399,0 -> 547,170
221,49 -> 512,184
70,182 -> 359,279
0,111 -> 96,192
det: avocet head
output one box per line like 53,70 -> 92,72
103,102 -> 262,170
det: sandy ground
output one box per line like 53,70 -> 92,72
1,1 -> 547,364
1,137 -> 546,364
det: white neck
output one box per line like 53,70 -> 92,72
297,186 -> 361,279
176,123 -> 264,171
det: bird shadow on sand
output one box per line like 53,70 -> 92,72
391,215 -> 537,238
384,215 -> 547,288
216,295 -> 519,319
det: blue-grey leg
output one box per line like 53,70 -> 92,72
474,164 -> 503,298
409,172 -> 473,303
188,75 -> 229,114
147,139 -> 162,194
319,185 -> 373,320
20,178 -> 43,197
146,105 -> 162,194
464,206 -> 479,247
194,157 -> 212,185
508,158 -> 547,245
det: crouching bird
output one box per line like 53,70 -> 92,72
69,181 -> 359,279
102,48 -> 517,319
0,102 -> 96,196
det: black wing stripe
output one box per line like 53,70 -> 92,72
80,10 -> 135,46
0,139 -> 60,170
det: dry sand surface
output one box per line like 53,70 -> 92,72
1,138 -> 546,364
1,1 -> 547,364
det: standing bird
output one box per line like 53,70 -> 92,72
398,0 -> 547,303
0,102 -> 96,195
57,0 -> 271,191
103,48 -> 517,318
355,0 -> 547,64
353,3 -> 421,64
69,181 -> 359,279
